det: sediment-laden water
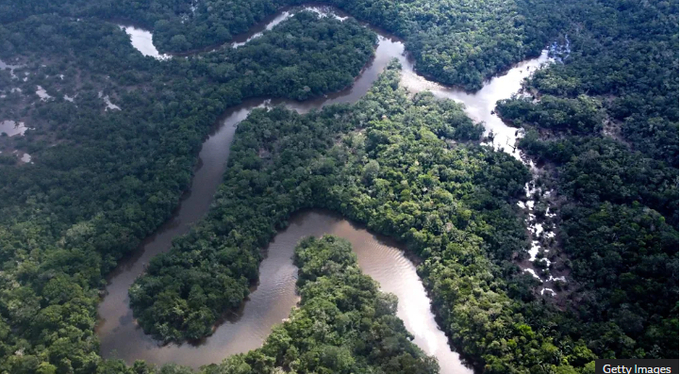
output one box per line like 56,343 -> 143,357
99,7 -> 553,372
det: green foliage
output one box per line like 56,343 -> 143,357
0,0 -> 677,372
498,94 -> 605,134
0,11 -> 375,373
0,0 -> 565,89
502,0 -> 679,362
129,63 -> 511,345
258,235 -> 438,374
516,0 -> 678,165
560,203 -> 677,358
520,135 -> 677,219
132,236 -> 439,374
131,63 -> 591,373
320,0 -> 565,90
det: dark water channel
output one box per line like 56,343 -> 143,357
100,6 -> 551,372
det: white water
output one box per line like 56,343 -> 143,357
541,288 -> 556,296
396,48 -> 564,289
103,96 -> 121,111
115,4 -> 552,159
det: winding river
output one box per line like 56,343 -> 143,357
101,6 -> 552,373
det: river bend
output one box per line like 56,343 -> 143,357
99,6 -> 552,373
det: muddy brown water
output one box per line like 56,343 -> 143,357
99,6 -> 552,372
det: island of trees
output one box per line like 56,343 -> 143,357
103,236 -> 439,374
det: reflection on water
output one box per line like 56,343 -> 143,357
231,11 -> 294,48
121,6 -> 348,55
97,104 -> 259,358
326,214 -> 471,373
101,5 -> 552,373
400,50 -> 551,158
119,25 -> 170,60
100,210 -> 473,374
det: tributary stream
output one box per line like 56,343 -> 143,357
99,6 -> 551,373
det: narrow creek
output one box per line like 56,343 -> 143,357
99,6 -> 554,372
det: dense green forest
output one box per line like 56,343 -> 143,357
131,63 -> 595,372
0,11 -> 377,374
0,0 -> 677,372
103,236 -> 439,374
128,63 -> 500,342
496,0 -> 678,362
130,0 -> 680,366
0,0 -> 564,90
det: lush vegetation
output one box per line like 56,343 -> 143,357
132,63 -> 601,372
128,62 -> 488,342
498,95 -> 605,135
132,0 -> 680,360
0,0 -> 565,90
0,0 -> 677,372
314,0 -> 564,90
497,0 -> 678,362
0,12 -> 376,374
103,236 -> 439,374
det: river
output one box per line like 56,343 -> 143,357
99,6 -> 553,373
